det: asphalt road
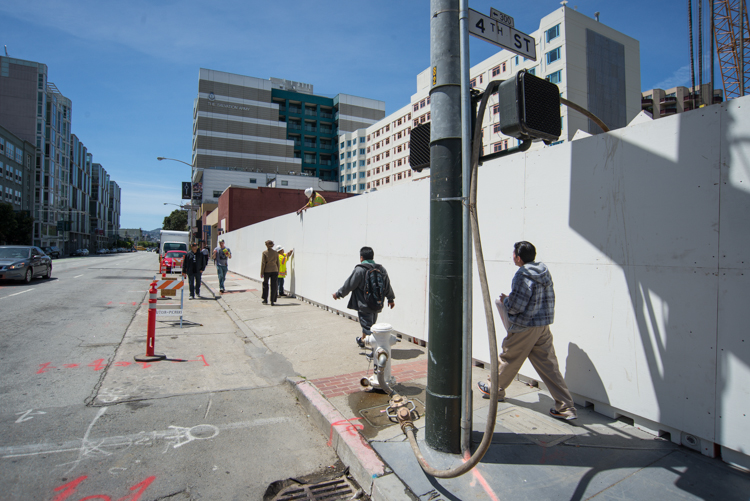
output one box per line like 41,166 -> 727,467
0,252 -> 340,500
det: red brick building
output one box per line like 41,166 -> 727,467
216,187 -> 353,233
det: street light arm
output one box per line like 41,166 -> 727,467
157,157 -> 194,168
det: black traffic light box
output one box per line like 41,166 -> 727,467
409,122 -> 430,173
497,69 -> 561,143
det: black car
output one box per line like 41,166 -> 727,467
43,246 -> 61,258
0,246 -> 53,283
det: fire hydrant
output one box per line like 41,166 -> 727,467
360,323 -> 400,392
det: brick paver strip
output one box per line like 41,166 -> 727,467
311,359 -> 427,398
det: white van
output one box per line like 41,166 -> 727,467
159,230 -> 190,258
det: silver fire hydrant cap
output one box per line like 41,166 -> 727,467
371,323 -> 393,334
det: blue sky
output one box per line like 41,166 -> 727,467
0,0 -> 715,231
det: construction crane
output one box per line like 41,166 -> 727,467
713,0 -> 749,98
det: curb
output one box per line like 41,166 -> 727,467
286,377 -> 415,501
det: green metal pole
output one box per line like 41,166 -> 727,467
426,0 -> 464,454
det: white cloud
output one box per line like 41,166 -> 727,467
651,65 -> 693,90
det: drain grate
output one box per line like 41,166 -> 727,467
268,477 -> 362,500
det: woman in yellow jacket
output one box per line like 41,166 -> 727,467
275,245 -> 294,297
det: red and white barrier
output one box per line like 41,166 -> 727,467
135,280 -> 166,362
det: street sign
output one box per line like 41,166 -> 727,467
468,8 -> 537,61
156,309 -> 183,316
490,7 -> 514,28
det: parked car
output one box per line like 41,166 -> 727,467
163,250 -> 187,273
42,246 -> 61,259
0,245 -> 52,283
81,248 -> 89,256
71,248 -> 89,256
96,248 -> 108,254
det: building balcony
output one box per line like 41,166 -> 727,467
304,125 -> 317,132
288,106 -> 302,114
304,141 -> 317,148
320,160 -> 333,166
641,98 -> 653,107
288,123 -> 302,130
305,109 -> 317,116
660,108 -> 678,116
660,96 -> 677,104
320,112 -> 333,119
320,128 -> 334,135
683,94 -> 700,102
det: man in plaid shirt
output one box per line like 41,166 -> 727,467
478,241 -> 577,421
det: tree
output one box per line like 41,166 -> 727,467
0,203 -> 33,245
0,203 -> 17,244
162,209 -> 188,231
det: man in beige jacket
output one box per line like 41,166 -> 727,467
260,240 -> 279,305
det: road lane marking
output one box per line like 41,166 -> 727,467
0,289 -> 34,300
74,274 -> 84,278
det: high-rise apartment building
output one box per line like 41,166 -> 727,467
641,84 -> 723,118
108,180 -> 121,240
0,56 -> 120,251
193,69 -> 385,183
0,125 -> 35,212
360,6 -> 641,193
90,163 -> 110,250
68,134 -> 91,252
337,129 -> 369,193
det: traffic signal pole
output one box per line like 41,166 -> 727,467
426,0 -> 464,454
459,0 -> 474,456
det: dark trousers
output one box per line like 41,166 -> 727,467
187,271 -> 202,297
278,276 -> 285,295
262,272 -> 278,303
358,310 -> 379,336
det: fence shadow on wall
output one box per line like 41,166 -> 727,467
565,103 -> 750,495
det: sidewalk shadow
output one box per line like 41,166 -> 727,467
391,348 -> 424,360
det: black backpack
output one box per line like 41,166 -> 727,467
359,264 -> 387,311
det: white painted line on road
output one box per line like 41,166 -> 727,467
74,274 -> 84,278
0,289 -> 34,300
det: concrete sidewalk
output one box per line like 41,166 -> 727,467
189,262 -> 749,500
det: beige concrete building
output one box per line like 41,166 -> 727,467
641,84 -> 723,119
360,5 -> 641,192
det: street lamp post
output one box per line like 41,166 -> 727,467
157,157 -> 197,242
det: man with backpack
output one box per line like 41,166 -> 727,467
332,246 -> 395,348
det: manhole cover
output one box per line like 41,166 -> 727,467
496,406 -> 575,447
265,476 -> 364,501
359,398 -> 425,428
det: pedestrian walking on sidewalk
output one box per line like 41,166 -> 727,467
184,243 -> 207,299
212,239 -> 231,293
477,241 -> 578,421
332,246 -> 395,349
275,245 -> 294,297
261,240 -> 279,305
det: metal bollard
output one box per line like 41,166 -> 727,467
135,280 -> 166,362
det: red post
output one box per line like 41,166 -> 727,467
147,281 -> 157,356
135,280 -> 166,362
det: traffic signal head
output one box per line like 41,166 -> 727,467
409,122 -> 431,172
498,70 -> 561,143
